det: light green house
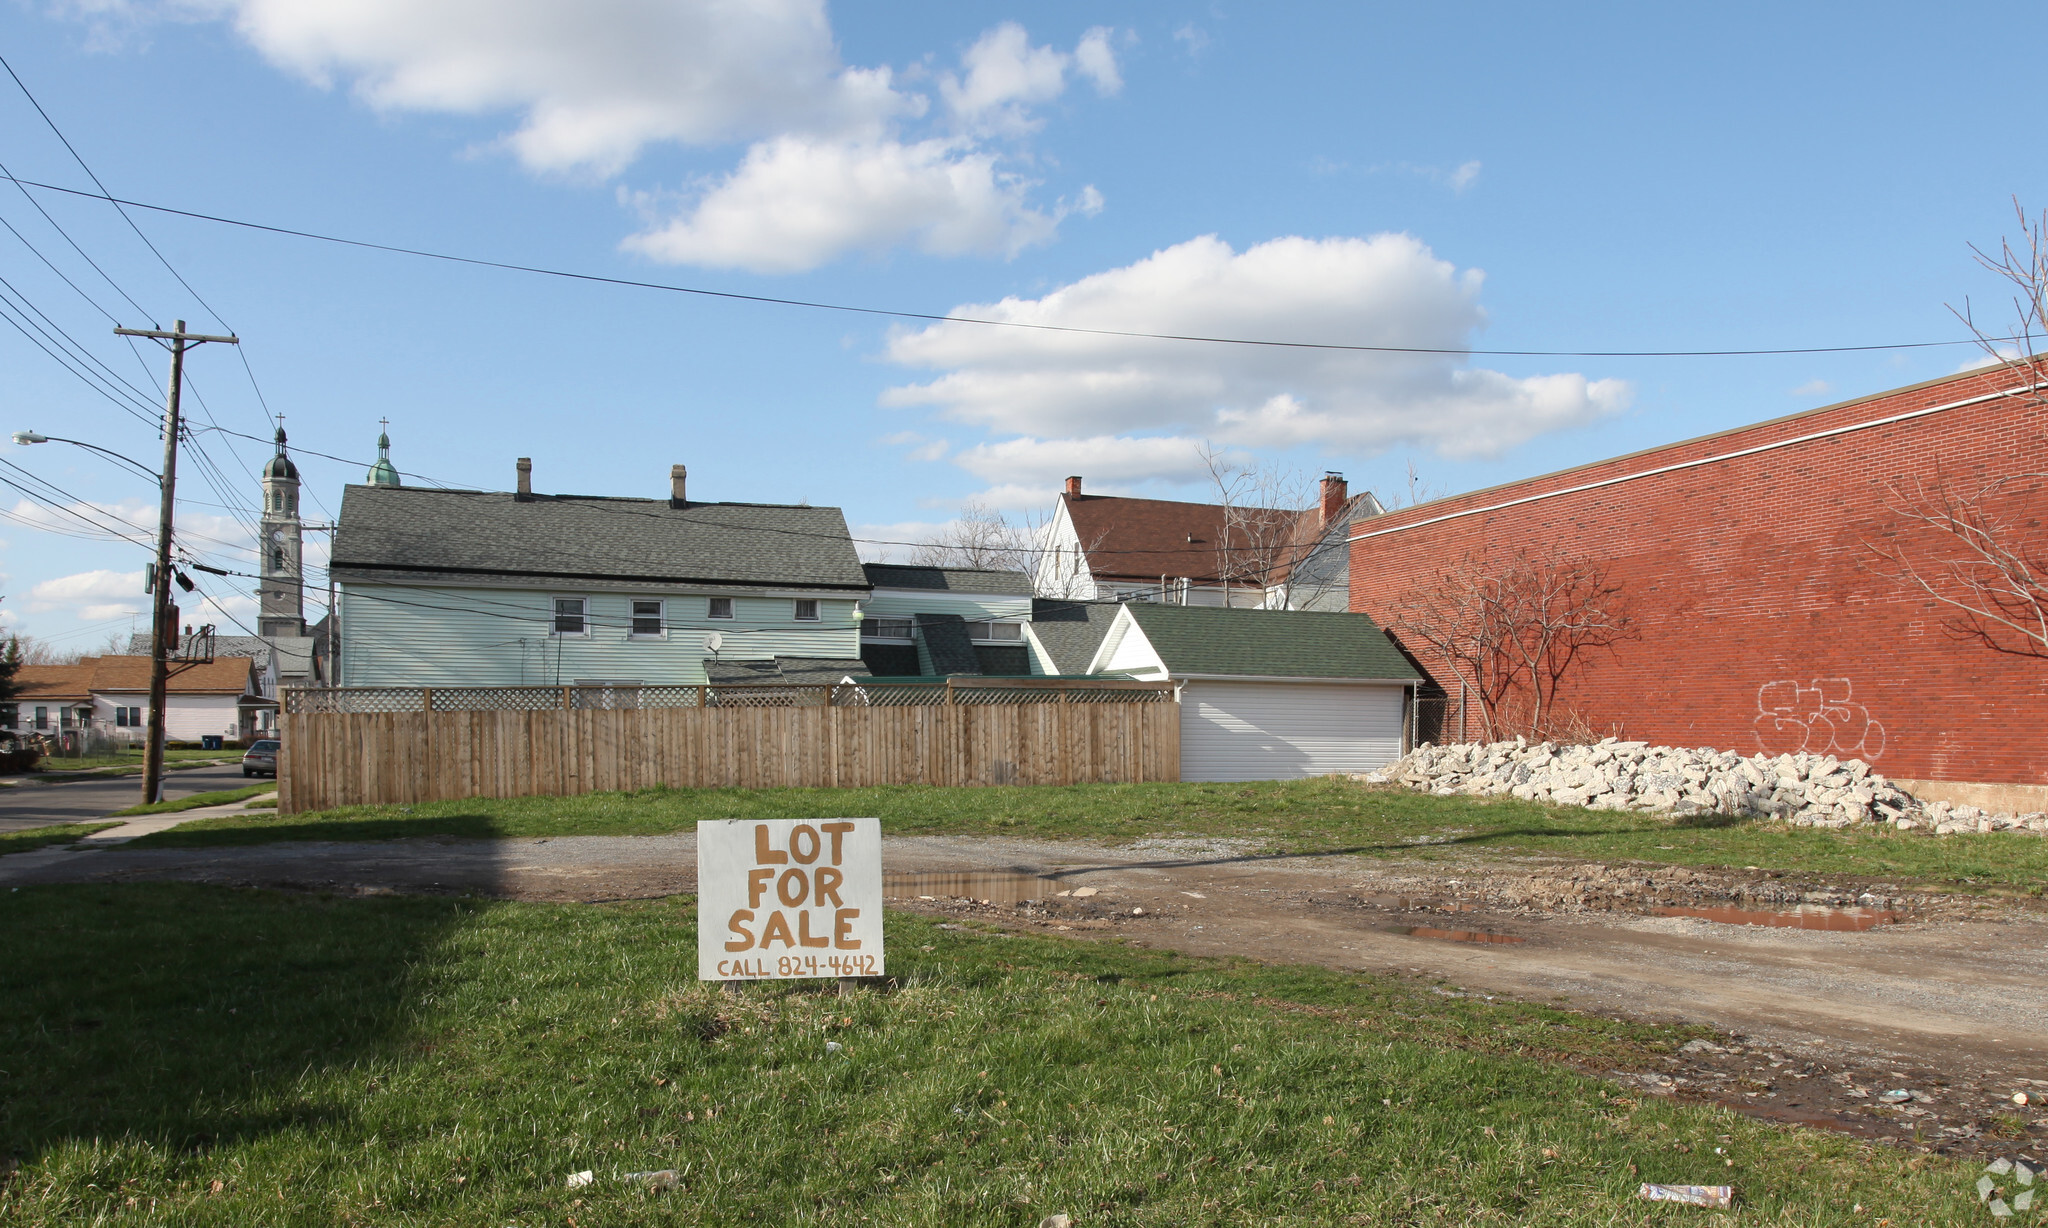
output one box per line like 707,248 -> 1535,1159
330,462 -> 871,688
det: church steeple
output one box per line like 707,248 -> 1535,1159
365,418 -> 402,487
259,414 -> 305,637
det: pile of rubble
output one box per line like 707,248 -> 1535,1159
1360,738 -> 2048,836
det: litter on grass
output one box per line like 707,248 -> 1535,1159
565,1171 -> 594,1189
1636,1183 -> 1734,1208
622,1169 -> 681,1191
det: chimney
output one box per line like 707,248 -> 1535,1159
515,457 -> 532,499
1320,471 -> 1347,527
1064,475 -> 1083,497
669,464 -> 688,508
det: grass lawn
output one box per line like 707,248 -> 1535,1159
0,823 -> 119,854
110,785 -> 276,818
0,884 -> 1982,1226
30,749 -> 237,775
134,779 -> 2048,893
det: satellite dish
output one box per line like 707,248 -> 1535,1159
705,631 -> 723,655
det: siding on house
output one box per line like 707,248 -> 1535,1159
862,591 -> 1032,622
340,584 -> 861,687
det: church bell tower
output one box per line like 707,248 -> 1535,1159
259,419 -> 305,637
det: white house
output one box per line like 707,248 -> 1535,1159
9,656 -> 264,746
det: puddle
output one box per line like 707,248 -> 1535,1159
884,871 -> 1062,904
1652,905 -> 1899,931
1395,926 -> 1527,945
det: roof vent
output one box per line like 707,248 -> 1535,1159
670,464 -> 687,508
515,457 -> 532,500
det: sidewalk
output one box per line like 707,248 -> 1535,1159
1,791 -> 278,885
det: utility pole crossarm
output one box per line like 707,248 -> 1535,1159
113,326 -> 239,344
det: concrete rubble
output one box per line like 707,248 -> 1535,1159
1360,738 -> 2048,837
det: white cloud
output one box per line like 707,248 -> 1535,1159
952,435 -> 1224,490
80,602 -> 146,621
1447,160 -> 1482,193
134,1 -> 1116,269
188,0 -> 898,175
1792,378 -> 1833,397
622,136 -> 1062,271
1954,345 -> 2020,374
30,569 -> 146,611
881,233 -> 1630,485
1172,23 -> 1210,57
1073,28 -> 1122,95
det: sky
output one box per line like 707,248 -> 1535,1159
3,0 -> 2045,653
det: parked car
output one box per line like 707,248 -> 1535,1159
242,739 -> 280,777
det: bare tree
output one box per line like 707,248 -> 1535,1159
9,631 -> 126,666
1394,549 -> 1636,740
906,501 -> 1042,574
1866,474 -> 2048,659
1198,446 -> 1370,610
1865,200 -> 2048,659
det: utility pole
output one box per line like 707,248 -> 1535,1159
114,320 -> 238,804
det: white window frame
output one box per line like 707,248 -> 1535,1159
970,620 -> 1025,642
861,617 -> 915,642
793,598 -> 821,622
628,598 -> 666,639
707,596 -> 735,620
551,595 -> 590,638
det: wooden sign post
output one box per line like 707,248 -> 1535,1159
697,818 -> 884,983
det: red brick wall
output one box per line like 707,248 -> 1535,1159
1349,366 -> 2048,785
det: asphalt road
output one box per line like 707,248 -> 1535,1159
0,763 -> 259,832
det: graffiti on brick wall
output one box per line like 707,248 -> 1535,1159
1752,678 -> 1886,759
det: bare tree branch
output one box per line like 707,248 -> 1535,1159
905,501 -> 1043,574
1393,549 -> 1637,741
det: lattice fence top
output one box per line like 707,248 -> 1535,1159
285,679 -> 1173,714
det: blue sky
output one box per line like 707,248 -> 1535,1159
3,1 -> 2044,651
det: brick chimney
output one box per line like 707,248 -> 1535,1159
515,457 -> 533,499
1065,475 -> 1083,497
1320,472 -> 1347,527
669,464 -> 688,508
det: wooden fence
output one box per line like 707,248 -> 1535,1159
277,679 -> 1179,813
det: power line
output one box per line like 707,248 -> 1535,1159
4,172 -> 2031,361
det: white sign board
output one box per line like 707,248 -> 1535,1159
696,818 -> 884,981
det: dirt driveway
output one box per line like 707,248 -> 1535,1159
6,829 -> 2044,1155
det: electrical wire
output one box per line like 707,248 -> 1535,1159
4,172 -> 2034,361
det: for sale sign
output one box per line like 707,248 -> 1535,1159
696,818 -> 884,981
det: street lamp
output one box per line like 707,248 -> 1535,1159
13,431 -> 161,482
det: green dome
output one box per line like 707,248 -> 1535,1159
365,427 -> 402,487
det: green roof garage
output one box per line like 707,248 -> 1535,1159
1087,604 -> 1423,783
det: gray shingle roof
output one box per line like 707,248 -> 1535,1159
913,613 -> 983,675
704,656 -> 871,684
1121,604 -> 1421,681
332,485 -> 868,591
862,563 -> 1033,595
1027,599 -> 1124,673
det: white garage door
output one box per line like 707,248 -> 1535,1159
1180,681 -> 1405,782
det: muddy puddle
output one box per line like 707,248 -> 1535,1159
1396,926 -> 1527,945
1652,905 -> 1899,932
883,870 -> 1062,904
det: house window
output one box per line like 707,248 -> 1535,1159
630,599 -> 665,638
33,706 -> 47,729
707,596 -> 734,620
0,704 -> 14,728
793,599 -> 820,622
971,621 -> 1024,642
115,706 -> 145,727
861,617 -> 914,641
552,596 -> 588,636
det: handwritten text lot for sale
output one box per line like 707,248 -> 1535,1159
696,817 -> 884,981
